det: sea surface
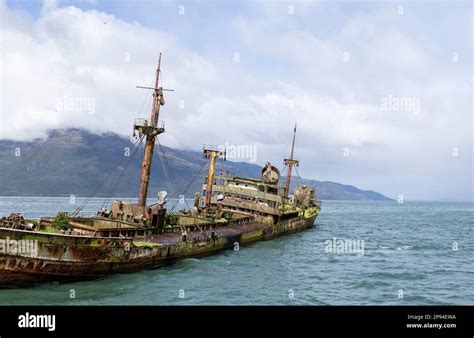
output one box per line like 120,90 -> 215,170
0,197 -> 472,305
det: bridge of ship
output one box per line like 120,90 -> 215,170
202,175 -> 303,219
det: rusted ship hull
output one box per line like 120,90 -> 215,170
0,213 -> 317,288
1,55 -> 323,289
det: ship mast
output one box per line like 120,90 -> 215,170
135,53 -> 173,206
283,123 -> 299,198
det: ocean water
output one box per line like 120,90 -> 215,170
0,197 -> 472,305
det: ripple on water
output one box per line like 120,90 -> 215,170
0,199 -> 472,305
349,279 -> 393,289
367,271 -> 426,281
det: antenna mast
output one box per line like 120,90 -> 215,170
283,123 -> 299,198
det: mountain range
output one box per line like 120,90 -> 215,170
0,129 -> 393,201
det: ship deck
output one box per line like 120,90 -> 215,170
141,222 -> 270,245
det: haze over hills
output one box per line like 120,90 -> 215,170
0,129 -> 393,201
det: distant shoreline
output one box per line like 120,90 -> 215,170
1,195 -> 472,203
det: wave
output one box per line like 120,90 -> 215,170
368,271 -> 425,280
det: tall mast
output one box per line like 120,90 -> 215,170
135,53 -> 173,207
284,123 -> 299,198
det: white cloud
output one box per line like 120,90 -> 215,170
0,1 -> 471,201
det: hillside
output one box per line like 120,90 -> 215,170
0,129 -> 393,201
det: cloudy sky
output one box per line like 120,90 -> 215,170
0,0 -> 472,201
